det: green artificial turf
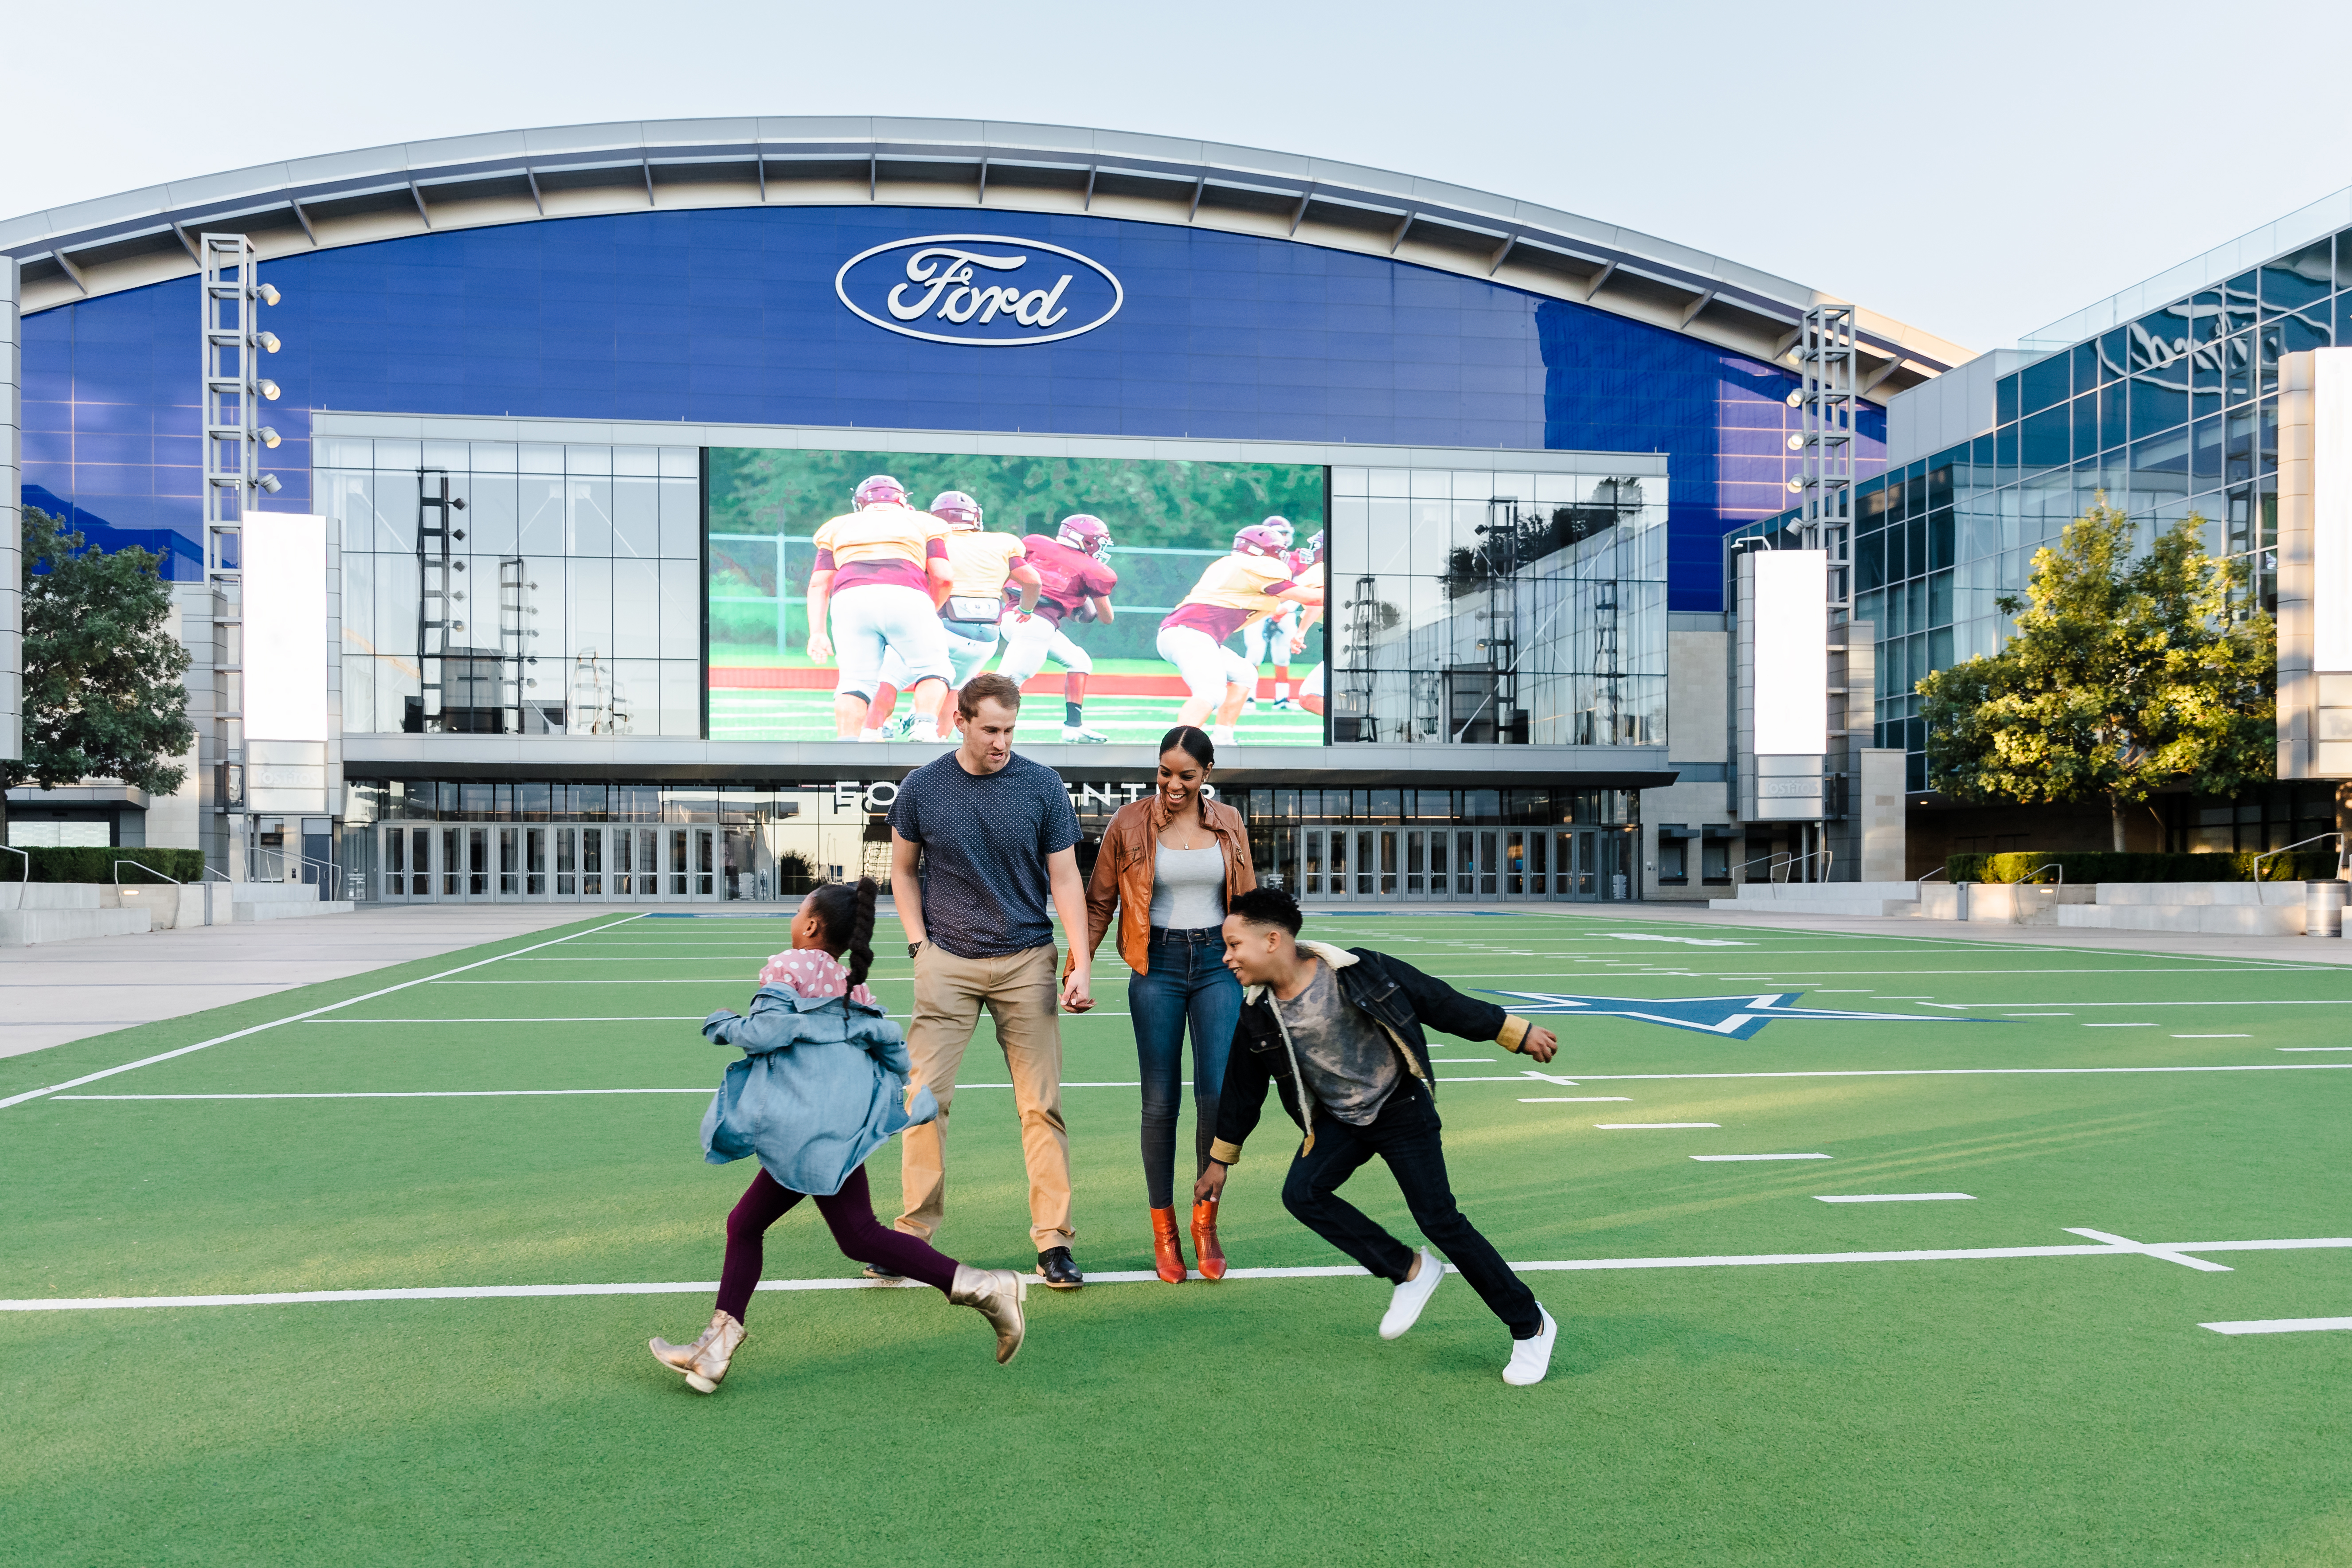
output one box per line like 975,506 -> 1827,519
4,913 -> 2349,1565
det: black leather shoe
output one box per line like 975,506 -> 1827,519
1035,1247 -> 1085,1290
862,1264 -> 904,1283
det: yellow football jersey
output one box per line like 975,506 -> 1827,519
810,504 -> 945,569
1181,553 -> 1297,614
943,530 -> 1029,598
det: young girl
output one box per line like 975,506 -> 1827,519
649,877 -> 1029,1393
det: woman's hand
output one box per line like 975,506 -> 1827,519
1193,1162 -> 1228,1204
1522,1026 -> 1560,1063
806,630 -> 834,662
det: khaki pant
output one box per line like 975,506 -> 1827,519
895,941 -> 1073,1252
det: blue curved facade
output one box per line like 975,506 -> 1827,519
17,206 -> 1884,611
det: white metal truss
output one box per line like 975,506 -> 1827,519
1792,302 -> 1856,608
198,233 -> 282,854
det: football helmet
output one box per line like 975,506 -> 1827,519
1057,514 -> 1113,559
1233,524 -> 1288,559
1259,515 -> 1296,547
1291,529 -> 1327,569
930,490 -> 984,530
853,475 -> 908,511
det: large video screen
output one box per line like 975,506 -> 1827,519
708,448 -> 1328,746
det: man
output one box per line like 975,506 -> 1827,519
888,671 -> 1096,1289
1156,524 -> 1324,746
994,514 -> 1118,743
805,475 -> 956,740
866,489 -> 1043,741
1198,887 -> 1563,1385
1238,516 -> 1301,712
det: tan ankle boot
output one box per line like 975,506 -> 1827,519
649,1308 -> 746,1393
948,1264 -> 1029,1365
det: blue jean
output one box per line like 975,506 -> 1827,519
1128,925 -> 1243,1208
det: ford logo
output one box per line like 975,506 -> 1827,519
834,234 -> 1123,347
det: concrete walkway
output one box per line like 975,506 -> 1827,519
0,906 -> 604,1061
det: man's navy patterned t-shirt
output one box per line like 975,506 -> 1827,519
889,751 -> 1081,958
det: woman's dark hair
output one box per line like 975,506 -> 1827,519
1229,886 -> 1302,936
807,876 -> 880,988
1158,724 -> 1215,771
1157,726 -> 1216,821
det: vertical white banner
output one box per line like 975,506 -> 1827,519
2314,348 -> 2352,673
1752,549 -> 1828,754
243,513 -> 329,742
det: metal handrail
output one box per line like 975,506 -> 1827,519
1730,851 -> 1788,886
2017,863 -> 2065,888
113,859 -> 182,887
201,865 -> 234,884
1772,847 -> 1834,888
1914,864 -> 1947,891
2252,832 -> 2347,882
0,845 -> 25,883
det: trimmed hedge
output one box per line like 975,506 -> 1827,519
0,846 -> 207,884
1948,849 -> 2342,884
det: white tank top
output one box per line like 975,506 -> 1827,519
1148,841 -> 1228,930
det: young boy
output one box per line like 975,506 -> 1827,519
1197,888 -> 1563,1385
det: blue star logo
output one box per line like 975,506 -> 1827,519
1487,991 -> 1976,1041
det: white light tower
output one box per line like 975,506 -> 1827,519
199,233 -> 284,879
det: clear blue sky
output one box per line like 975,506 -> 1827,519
12,0 -> 2351,356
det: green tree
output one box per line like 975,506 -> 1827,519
0,508 -> 196,842
1918,500 -> 2274,852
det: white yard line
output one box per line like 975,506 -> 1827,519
1595,1122 -> 1719,1129
1816,1193 -> 1975,1203
1519,1096 -> 1632,1103
1921,1000 -> 2352,1009
2279,1046 -> 2352,1051
2201,1317 -> 2352,1335
305,1017 -> 709,1024
0,915 -> 650,1112
2174,1034 -> 2250,1039
12,1230 -> 2346,1313
1691,1154 -> 1831,1161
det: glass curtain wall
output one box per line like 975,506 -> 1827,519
1746,228 -> 2344,791
1325,465 -> 1667,746
317,438 -> 704,738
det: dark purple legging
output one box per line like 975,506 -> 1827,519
716,1164 -> 959,1322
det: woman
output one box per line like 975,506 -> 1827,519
1079,726 -> 1256,1282
649,877 -> 1029,1393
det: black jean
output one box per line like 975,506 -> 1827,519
1279,1077 -> 1543,1338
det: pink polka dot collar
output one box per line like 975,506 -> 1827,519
758,948 -> 877,1008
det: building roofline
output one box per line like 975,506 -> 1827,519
0,116 -> 1972,390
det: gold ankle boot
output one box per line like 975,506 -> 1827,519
649,1309 -> 745,1393
948,1264 -> 1029,1365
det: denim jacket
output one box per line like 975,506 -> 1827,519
700,985 -> 940,1197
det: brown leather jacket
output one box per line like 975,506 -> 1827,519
1082,796 -> 1257,975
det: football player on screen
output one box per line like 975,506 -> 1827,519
995,514 -> 1118,743
1155,524 -> 1324,747
866,490 -> 1042,741
1237,516 -> 1303,712
804,475 -> 955,740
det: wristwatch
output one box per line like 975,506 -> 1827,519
908,941 -> 923,958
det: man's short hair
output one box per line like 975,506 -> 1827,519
1229,886 -> 1303,936
957,672 -> 1024,720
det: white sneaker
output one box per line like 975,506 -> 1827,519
1503,1306 -> 1557,1385
1210,724 -> 1238,747
1378,1249 -> 1444,1339
1243,697 -> 1259,713
1061,724 -> 1109,743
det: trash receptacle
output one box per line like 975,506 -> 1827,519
2305,879 -> 2346,938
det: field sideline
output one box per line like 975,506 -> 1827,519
3,910 -> 2347,1566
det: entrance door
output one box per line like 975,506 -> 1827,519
383,825 -> 435,900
